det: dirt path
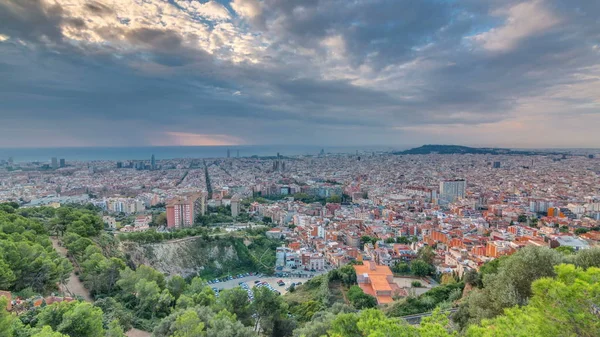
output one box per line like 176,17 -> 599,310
51,237 -> 93,302
125,328 -> 151,337
51,237 -> 152,337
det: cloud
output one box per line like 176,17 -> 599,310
157,132 -> 244,146
176,0 -> 231,21
231,0 -> 262,19
470,0 -> 561,52
0,0 -> 599,147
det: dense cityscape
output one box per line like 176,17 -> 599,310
1,147 -> 600,336
2,0 -> 600,335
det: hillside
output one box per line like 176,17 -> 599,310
395,144 -> 551,155
120,235 -> 278,278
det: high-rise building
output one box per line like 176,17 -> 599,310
116,162 -> 123,169
59,158 -> 66,168
8,157 -> 13,165
237,150 -> 240,158
493,161 -> 501,168
51,157 -> 58,169
231,194 -> 241,218
589,154 -> 595,159
151,154 -> 156,170
166,192 -> 207,228
227,149 -> 230,158
439,179 -> 466,202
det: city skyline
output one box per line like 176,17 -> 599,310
1,0 -> 600,148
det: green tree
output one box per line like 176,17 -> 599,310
326,195 -> 341,203
292,311 -> 336,337
555,246 -> 575,255
135,280 -> 161,318
418,308 -> 456,337
467,264 -> 600,337
347,286 -> 377,310
360,236 -> 376,248
31,326 -> 69,337
392,262 -> 411,274
171,310 -> 205,337
206,310 -> 257,337
329,312 -> 361,337
117,265 -> 165,295
417,246 -> 435,265
105,320 -> 125,337
94,297 -> 133,332
252,287 -> 288,336
458,246 -> 563,327
574,247 -> 600,269
396,236 -> 410,244
0,297 -> 16,337
0,260 -> 16,289
168,276 -> 188,300
157,289 -> 175,316
154,213 -> 167,227
152,306 -> 214,337
175,295 -> 195,310
216,288 -> 253,325
36,301 -> 104,337
411,259 -> 434,277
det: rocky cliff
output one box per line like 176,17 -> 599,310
121,236 -> 255,278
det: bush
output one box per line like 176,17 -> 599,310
411,281 -> 422,287
347,286 -> 377,309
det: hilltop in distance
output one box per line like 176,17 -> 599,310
395,144 -> 559,156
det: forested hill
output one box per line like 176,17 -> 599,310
1,202 -> 600,337
395,144 -> 558,155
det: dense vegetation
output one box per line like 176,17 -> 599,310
395,144 -> 556,156
0,207 -> 72,294
1,202 -> 600,337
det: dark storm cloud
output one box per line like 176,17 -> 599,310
0,0 -> 65,43
84,1 -> 114,16
254,0 -> 456,67
0,0 -> 599,147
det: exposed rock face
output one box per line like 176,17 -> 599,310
121,237 -> 244,278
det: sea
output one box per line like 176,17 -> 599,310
0,145 -> 405,163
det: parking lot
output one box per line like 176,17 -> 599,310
210,274 -> 313,296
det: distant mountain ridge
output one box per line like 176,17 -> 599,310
395,144 -> 558,155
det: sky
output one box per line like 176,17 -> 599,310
0,0 -> 599,148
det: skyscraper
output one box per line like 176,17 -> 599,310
151,154 -> 156,170
227,149 -> 230,158
237,150 -> 240,158
51,157 -> 58,169
59,158 -> 66,168
493,161 -> 501,168
439,179 -> 466,202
